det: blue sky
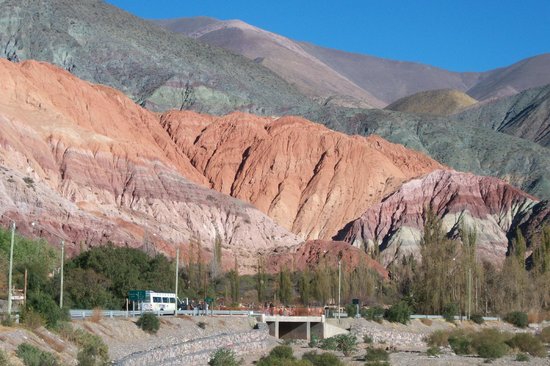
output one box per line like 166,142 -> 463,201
106,0 -> 550,72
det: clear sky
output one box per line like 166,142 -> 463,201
106,0 -> 550,72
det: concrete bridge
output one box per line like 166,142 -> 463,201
258,314 -> 347,341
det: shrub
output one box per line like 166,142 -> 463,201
471,329 -> 510,359
257,345 -> 309,366
361,307 -> 385,322
345,304 -> 358,318
420,318 -> 432,326
319,336 -> 338,351
136,313 -> 160,334
442,303 -> 458,323
74,330 -> 110,366
320,334 -> 357,356
515,353 -> 530,362
308,335 -> 320,348
470,313 -> 484,325
503,311 -> 528,328
197,321 -> 207,329
365,347 -> 389,362
16,343 -> 58,366
208,348 -> 240,366
0,349 -> 12,366
302,351 -> 343,366
506,333 -> 546,357
448,331 -> 473,355
363,334 -> 373,344
269,345 -> 294,360
539,326 -> 550,343
384,301 -> 411,324
426,330 -> 449,348
20,307 -> 44,330
25,291 -> 69,329
426,346 -> 440,357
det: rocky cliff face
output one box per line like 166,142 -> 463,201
0,59 -> 302,273
338,170 -> 543,266
160,111 -> 444,240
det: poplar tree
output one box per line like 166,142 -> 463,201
278,266 -> 292,305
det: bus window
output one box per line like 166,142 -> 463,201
153,297 -> 161,303
162,297 -> 169,303
169,298 -> 175,303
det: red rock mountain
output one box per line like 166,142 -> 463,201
0,59 -> 302,272
160,111 -> 444,240
338,170 -> 542,266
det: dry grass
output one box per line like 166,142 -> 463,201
528,310 -> 550,323
90,307 -> 103,323
420,318 -> 433,326
177,315 -> 193,321
35,329 -> 66,353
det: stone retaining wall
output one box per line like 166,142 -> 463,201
115,324 -> 269,366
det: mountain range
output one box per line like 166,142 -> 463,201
1,0 -> 549,271
156,17 -> 550,107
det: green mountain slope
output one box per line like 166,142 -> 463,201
0,0 -> 315,115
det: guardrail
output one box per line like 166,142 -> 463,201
69,309 -> 259,319
69,309 -> 502,322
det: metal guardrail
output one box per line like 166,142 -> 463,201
69,309 -> 502,322
69,309 -> 258,319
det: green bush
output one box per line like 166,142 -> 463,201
308,335 -> 320,348
365,347 -> 389,362
319,334 -> 356,356
384,301 -> 411,324
470,313 -> 484,325
208,348 -> 240,366
136,313 -> 160,334
515,353 -> 530,362
16,343 -> 58,366
25,290 -> 69,329
257,345 -> 312,366
426,330 -> 449,347
319,336 -> 337,351
448,331 -> 473,355
503,311 -> 528,328
442,303 -> 458,323
75,330 -> 110,366
363,334 -> 373,344
345,304 -> 358,318
471,329 -> 510,359
361,307 -> 385,322
506,333 -> 546,357
426,346 -> 440,357
539,326 -> 550,343
268,345 -> 294,360
198,321 -> 207,329
302,351 -> 343,366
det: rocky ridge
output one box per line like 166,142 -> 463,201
0,59 -> 301,272
160,110 -> 444,240
338,170 -> 544,266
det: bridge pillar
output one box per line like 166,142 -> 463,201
306,321 -> 310,341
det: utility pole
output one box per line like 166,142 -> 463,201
338,254 -> 342,324
60,240 -> 64,308
7,221 -> 15,318
175,247 -> 179,299
467,266 -> 472,320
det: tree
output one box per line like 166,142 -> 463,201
413,207 -> 460,314
256,257 -> 268,303
228,257 -> 240,304
210,233 -> 222,280
277,266 -> 292,305
298,269 -> 312,305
